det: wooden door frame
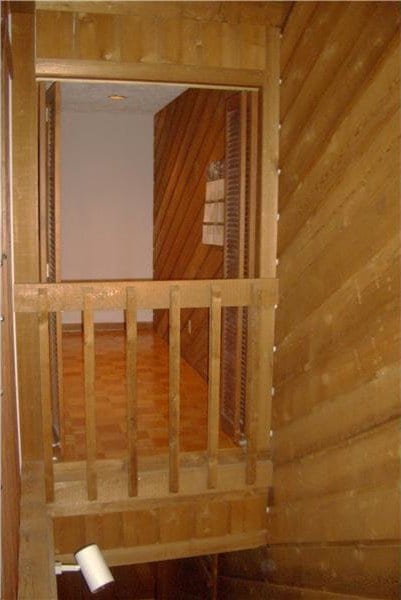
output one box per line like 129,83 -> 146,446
16,24 -> 279,460
34,28 -> 280,453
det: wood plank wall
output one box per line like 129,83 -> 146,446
35,1 -> 291,75
1,3 -> 20,598
268,2 -> 401,598
153,88 -> 231,379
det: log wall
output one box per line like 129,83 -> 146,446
269,2 -> 401,597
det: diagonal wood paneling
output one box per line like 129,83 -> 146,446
154,88 -> 232,380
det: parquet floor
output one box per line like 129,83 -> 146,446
61,327 -> 234,461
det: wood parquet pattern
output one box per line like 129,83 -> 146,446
61,328 -> 234,461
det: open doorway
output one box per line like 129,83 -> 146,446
38,80 -> 258,462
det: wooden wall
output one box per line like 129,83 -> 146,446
1,3 -> 21,598
35,1 -> 290,74
154,88 -> 232,378
268,2 -> 401,598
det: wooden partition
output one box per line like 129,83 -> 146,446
15,279 -> 278,499
15,277 -> 277,565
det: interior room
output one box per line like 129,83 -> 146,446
1,2 -> 400,599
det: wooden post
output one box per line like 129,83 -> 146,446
126,288 -> 138,496
38,289 -> 54,502
255,26 -> 280,452
245,284 -> 258,484
83,290 -> 97,500
207,285 -> 222,489
258,26 -> 280,278
169,286 -> 180,493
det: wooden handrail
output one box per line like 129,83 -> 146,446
14,278 -> 277,312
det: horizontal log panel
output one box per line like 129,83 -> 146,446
218,577 -> 372,599
57,530 -> 267,569
279,7 -> 400,208
274,300 -> 399,428
278,33 -> 400,255
273,419 -> 400,505
274,361 -> 400,465
276,152 -> 399,343
53,493 -> 268,554
265,543 -> 400,599
268,486 -> 400,544
36,2 -> 292,27
35,8 -> 277,71
14,278 -> 278,312
277,108 -> 400,304
275,239 -> 400,388
50,454 -> 272,517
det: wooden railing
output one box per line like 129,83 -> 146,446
14,278 -> 278,505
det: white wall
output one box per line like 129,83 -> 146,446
61,110 -> 154,323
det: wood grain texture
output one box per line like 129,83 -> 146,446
1,3 -> 21,596
12,8 -> 42,462
268,3 -> 401,598
35,2 -> 292,75
153,88 -> 229,380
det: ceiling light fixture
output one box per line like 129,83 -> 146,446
107,94 -> 127,101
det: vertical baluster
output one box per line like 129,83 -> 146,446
169,286 -> 180,493
207,285 -> 222,489
245,284 -> 260,484
83,290 -> 97,500
38,289 -> 54,502
126,288 -> 138,496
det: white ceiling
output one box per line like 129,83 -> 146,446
60,82 -> 187,114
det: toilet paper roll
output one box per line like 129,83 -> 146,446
74,544 -> 115,593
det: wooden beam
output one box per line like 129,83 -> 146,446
258,26 -> 280,278
36,58 -> 264,89
168,286 -> 180,493
18,462 -> 57,599
12,8 -> 42,461
49,456 -> 272,517
56,530 -> 267,568
14,278 -> 278,312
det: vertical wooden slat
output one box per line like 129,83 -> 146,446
245,284 -> 259,485
83,290 -> 97,500
126,287 -> 138,497
207,285 -> 222,489
247,90 -> 259,279
169,286 -> 180,493
38,289 -> 54,502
